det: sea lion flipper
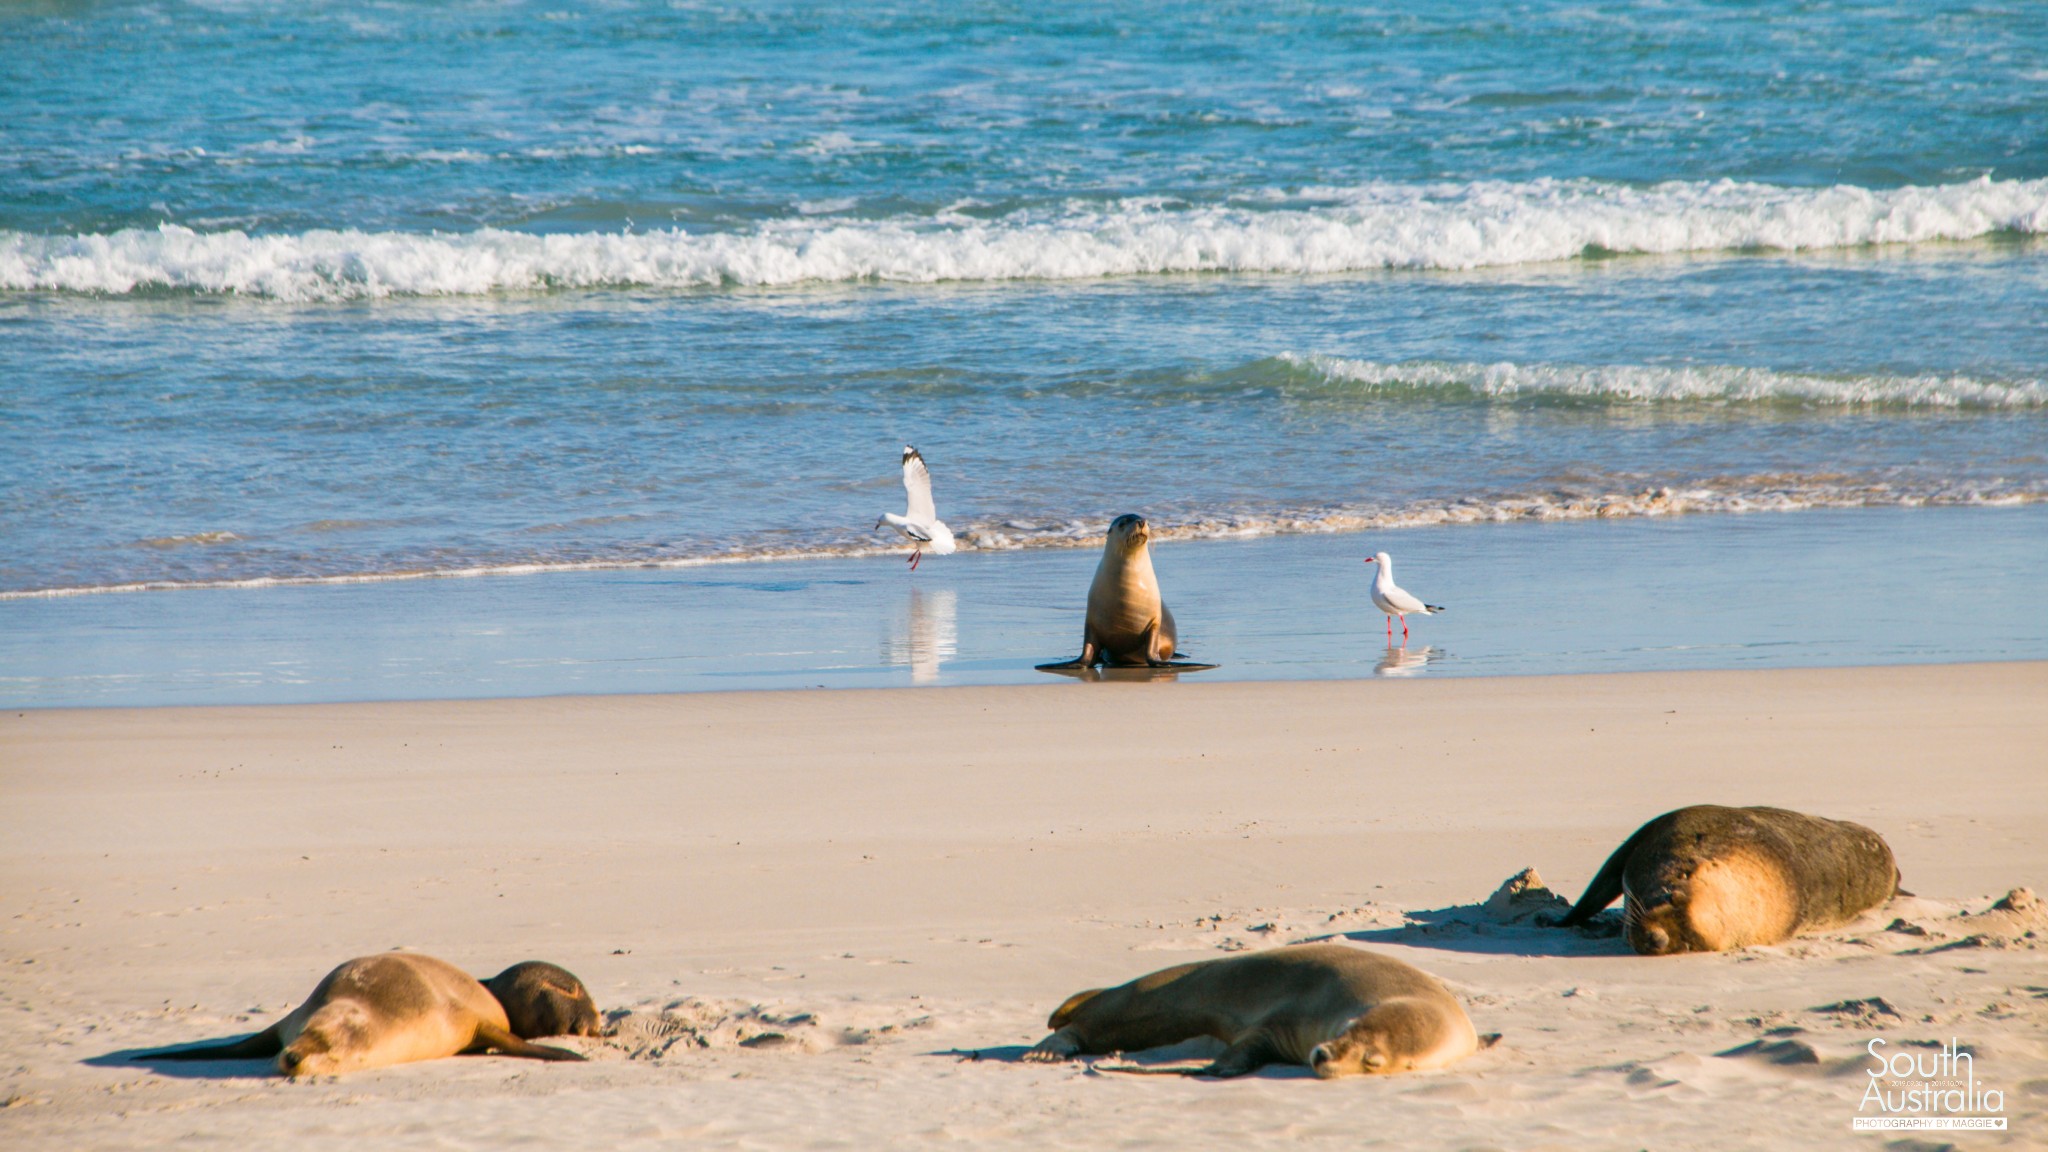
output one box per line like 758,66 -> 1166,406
142,1021 -> 285,1061
472,1021 -> 586,1063
1036,635 -> 1102,671
1199,1032 -> 1282,1079
1558,817 -> 1662,927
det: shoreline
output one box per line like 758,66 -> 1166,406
9,655 -> 2048,714
5,663 -> 2043,1147
7,490 -> 2044,603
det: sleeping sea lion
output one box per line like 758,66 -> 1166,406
1556,805 -> 1902,954
139,953 -> 584,1076
1023,942 -> 1489,1078
484,960 -> 603,1038
1035,513 -> 1214,671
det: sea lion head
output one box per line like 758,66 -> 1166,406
1308,1004 -> 1431,1078
1623,882 -> 1698,955
1106,513 -> 1150,552
278,1006 -> 371,1078
484,961 -> 602,1038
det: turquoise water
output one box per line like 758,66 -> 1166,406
2,3 -> 2045,702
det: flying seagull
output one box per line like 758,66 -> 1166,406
876,446 -> 957,570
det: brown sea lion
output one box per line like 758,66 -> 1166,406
139,953 -> 585,1076
1556,805 -> 1902,954
484,960 -> 602,1039
1023,942 -> 1489,1078
1035,513 -> 1214,671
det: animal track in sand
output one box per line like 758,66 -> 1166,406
600,998 -> 935,1061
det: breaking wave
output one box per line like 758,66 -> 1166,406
5,176 -> 2046,300
1279,355 -> 2048,409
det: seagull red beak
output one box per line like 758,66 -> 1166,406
1362,557 -> 1375,564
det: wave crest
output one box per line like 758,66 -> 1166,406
5,176 -> 2045,300
1281,355 -> 2048,409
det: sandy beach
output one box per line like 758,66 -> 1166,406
3,662 -> 2043,1149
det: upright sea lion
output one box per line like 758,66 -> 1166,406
139,953 -> 585,1076
1023,943 -> 1488,1078
1036,513 -> 1214,670
484,960 -> 603,1039
1556,805 -> 1902,954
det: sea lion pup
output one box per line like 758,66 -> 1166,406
484,960 -> 603,1039
1557,805 -> 1902,955
1035,513 -> 1214,670
140,953 -> 584,1076
1024,943 -> 1486,1078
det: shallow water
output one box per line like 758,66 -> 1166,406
5,505 -> 2041,707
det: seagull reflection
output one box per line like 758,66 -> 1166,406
1374,644 -> 1435,678
884,585 -> 958,684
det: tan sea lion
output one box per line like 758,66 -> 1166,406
1556,805 -> 1902,954
1035,513 -> 1214,670
139,953 -> 585,1076
484,960 -> 602,1038
1023,942 -> 1490,1078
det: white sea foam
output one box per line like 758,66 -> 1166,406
4,176 -> 2044,300
1285,355 -> 2048,409
4,475 -> 2038,599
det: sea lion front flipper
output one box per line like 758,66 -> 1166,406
140,1021 -> 285,1061
470,1021 -> 586,1063
1035,636 -> 1101,672
1022,1028 -> 1084,1063
1558,816 -> 1664,927
1198,1031 -> 1283,1079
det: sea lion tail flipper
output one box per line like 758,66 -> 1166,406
142,1022 -> 285,1061
1558,821 -> 1657,927
1047,988 -> 1103,1030
473,1022 -> 586,1063
1478,1033 -> 1503,1049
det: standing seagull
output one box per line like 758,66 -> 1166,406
1363,551 -> 1444,642
876,446 -> 956,570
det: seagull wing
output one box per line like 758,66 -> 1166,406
902,447 -> 938,523
1381,582 -> 1430,614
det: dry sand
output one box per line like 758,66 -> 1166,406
3,663 -> 2044,1150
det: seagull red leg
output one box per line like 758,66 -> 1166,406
908,549 -> 921,571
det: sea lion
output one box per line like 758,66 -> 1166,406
1035,513 -> 1214,670
139,953 -> 585,1076
1556,805 -> 1902,954
1023,942 -> 1489,1078
484,960 -> 602,1039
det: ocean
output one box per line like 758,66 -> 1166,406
3,1 -> 2044,704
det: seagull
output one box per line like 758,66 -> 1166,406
1363,551 -> 1444,642
875,446 -> 956,571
